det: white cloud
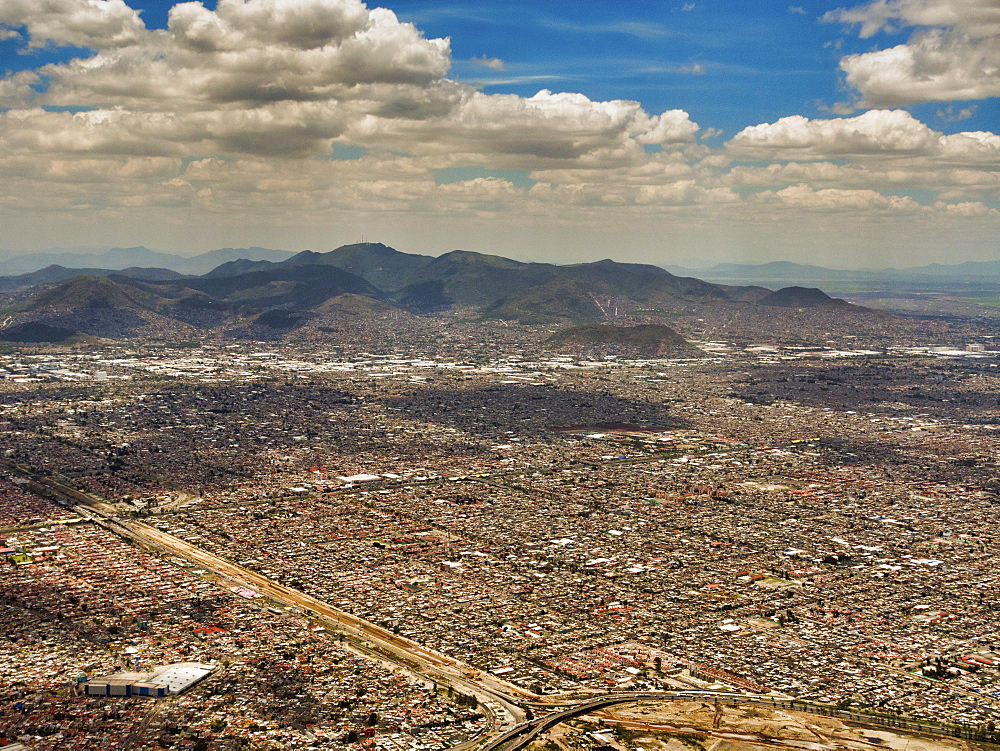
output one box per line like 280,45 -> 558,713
637,109 -> 700,145
825,0 -> 1000,39
726,160 -> 1000,196
0,0 -> 699,170
756,184 -> 921,212
470,55 -> 505,71
728,110 -> 1000,172
0,0 -> 145,48
723,112 -> 1000,206
32,2 -> 453,112
825,0 -> 1000,105
932,200 -> 999,217
344,90 -> 697,168
727,110 -> 940,159
0,0 -> 997,258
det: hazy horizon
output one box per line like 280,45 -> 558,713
1,240 -> 998,275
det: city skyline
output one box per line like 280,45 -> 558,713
0,0 -> 997,267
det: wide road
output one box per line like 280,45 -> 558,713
3,461 -> 535,710
8,462 -> 990,751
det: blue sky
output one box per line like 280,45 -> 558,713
0,0 -> 997,266
8,0 -> 990,135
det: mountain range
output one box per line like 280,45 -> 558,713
4,245 -> 997,283
0,242 -> 867,343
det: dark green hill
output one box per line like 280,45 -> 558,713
6,275 -> 196,340
758,286 -> 849,308
223,242 -> 760,317
26,275 -> 162,313
163,264 -> 382,311
397,250 -> 557,307
252,309 -> 311,329
284,243 -> 432,291
563,259 -> 729,302
481,259 -> 739,323
390,280 -> 454,313
311,293 -> 401,317
203,258 -> 276,278
0,321 -> 82,343
1,242 -> 829,342
483,279 -> 605,324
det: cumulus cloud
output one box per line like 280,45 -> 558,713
28,2 -> 453,112
756,183 -> 921,212
727,110 -> 940,159
343,90 -> 698,168
728,109 -> 1000,170
0,0 -> 701,169
825,0 -> 1000,105
723,111 -> 1000,206
932,200 -> 1000,217
0,0 -> 145,48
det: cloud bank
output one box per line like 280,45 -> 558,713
0,0 -> 996,263
826,0 -> 1000,106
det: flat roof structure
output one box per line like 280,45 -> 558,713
148,662 -> 216,694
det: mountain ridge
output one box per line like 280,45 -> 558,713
0,242 -> 878,343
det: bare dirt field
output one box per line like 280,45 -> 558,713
532,701 -> 998,751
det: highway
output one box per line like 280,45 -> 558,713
7,460 -> 994,750
1,461 -> 537,725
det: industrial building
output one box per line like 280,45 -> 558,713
84,662 -> 215,698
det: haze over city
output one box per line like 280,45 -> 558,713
0,0 -> 997,267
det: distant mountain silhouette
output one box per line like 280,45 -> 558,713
180,247 -> 295,275
0,246 -> 295,276
0,264 -> 183,290
902,260 -> 1000,278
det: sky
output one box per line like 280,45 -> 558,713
0,0 -> 997,268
